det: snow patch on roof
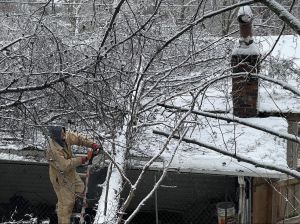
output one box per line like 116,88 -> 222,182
0,153 -> 36,162
134,108 -> 288,177
258,79 -> 300,113
232,43 -> 260,56
169,87 -> 232,112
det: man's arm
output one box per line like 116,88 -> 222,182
66,131 -> 102,152
48,146 -> 85,172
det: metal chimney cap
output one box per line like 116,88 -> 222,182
237,6 -> 253,23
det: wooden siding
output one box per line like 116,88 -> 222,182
253,178 -> 274,224
274,178 -> 300,223
287,121 -> 299,169
253,177 -> 300,224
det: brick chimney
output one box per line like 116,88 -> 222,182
231,6 -> 261,118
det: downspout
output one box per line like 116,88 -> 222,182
155,174 -> 159,224
238,176 -> 246,224
246,177 -> 252,224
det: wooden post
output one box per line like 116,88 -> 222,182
238,176 -> 246,224
287,121 -> 299,169
253,178 -> 273,224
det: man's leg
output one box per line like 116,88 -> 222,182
50,175 -> 63,224
74,172 -> 85,213
53,173 -> 83,224
59,183 -> 76,224
56,201 -> 63,224
75,172 -> 85,195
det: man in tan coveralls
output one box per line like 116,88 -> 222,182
47,126 -> 101,224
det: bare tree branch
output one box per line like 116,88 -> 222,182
256,0 -> 300,35
153,130 -> 300,179
158,103 -> 300,144
0,74 -> 71,94
0,35 -> 33,52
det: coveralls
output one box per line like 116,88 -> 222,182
47,127 -> 94,224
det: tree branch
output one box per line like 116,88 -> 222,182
0,74 -> 71,94
256,0 -> 300,35
158,103 -> 300,144
153,130 -> 300,179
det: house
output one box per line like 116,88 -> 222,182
1,6 -> 300,224
119,6 -> 300,224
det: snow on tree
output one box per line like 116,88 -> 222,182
2,0 -> 300,223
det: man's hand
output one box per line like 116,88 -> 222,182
81,157 -> 88,165
92,143 -> 101,150
87,148 -> 94,160
81,148 -> 94,164
92,143 -> 102,156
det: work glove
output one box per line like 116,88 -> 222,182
81,148 -> 94,165
91,143 -> 102,156
81,157 -> 88,165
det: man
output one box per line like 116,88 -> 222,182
47,126 -> 101,224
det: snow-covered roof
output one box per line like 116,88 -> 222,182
0,153 -> 35,162
258,79 -> 300,113
0,112 -> 290,179
169,87 -> 232,112
132,112 -> 289,178
161,36 -> 300,114
133,34 -> 300,177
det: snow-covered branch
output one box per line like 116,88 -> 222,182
158,103 -> 300,144
143,0 -> 255,73
0,35 -> 33,52
255,74 -> 300,97
99,0 -> 126,50
153,129 -> 300,179
0,74 -> 71,94
117,94 -> 197,223
256,0 -> 300,35
0,95 -> 46,109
